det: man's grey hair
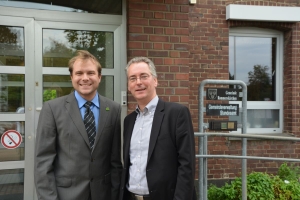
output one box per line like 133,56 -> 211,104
126,57 -> 157,78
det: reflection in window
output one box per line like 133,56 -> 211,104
98,76 -> 114,100
229,31 -> 281,131
0,169 -> 24,200
43,75 -> 73,101
0,26 -> 24,66
43,29 -> 114,68
230,109 -> 279,129
229,36 -> 276,101
0,74 -> 24,113
43,75 -> 114,102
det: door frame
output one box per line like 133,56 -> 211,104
0,4 -> 126,200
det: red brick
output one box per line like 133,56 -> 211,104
164,58 -> 174,65
148,50 -> 169,57
129,26 -> 143,33
129,3 -> 148,10
170,51 -> 180,58
165,28 -> 174,35
144,27 -> 153,34
149,35 -> 169,42
175,13 -> 188,20
176,73 -> 189,80
149,19 -> 170,27
164,43 -> 173,50
128,34 -> 148,41
128,18 -> 148,26
153,43 -> 163,50
154,28 -> 164,34
128,41 -> 143,49
144,11 -> 154,18
129,50 -> 148,57
155,12 -> 164,19
149,4 -> 169,12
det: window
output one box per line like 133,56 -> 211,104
229,27 -> 283,134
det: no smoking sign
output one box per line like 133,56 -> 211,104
1,130 -> 22,149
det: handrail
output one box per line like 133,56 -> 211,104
198,79 -> 248,200
196,132 -> 300,200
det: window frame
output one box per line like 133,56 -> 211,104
229,27 -> 283,134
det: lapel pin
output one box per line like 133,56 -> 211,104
106,107 -> 110,111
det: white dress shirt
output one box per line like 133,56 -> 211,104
127,96 -> 158,195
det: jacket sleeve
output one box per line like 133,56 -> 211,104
174,106 -> 196,200
34,101 -> 59,200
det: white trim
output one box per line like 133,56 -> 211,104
0,6 -> 122,25
0,161 -> 24,170
229,27 -> 283,134
226,4 -> 300,22
190,0 -> 197,4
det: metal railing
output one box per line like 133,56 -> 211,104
197,79 -> 300,200
198,79 -> 248,200
196,132 -> 300,200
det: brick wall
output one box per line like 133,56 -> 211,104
189,0 -> 300,179
127,0 -> 190,112
127,0 -> 300,181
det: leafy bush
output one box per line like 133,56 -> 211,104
207,163 -> 300,200
278,163 -> 300,181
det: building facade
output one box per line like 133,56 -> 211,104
0,0 -> 300,199
127,0 -> 300,180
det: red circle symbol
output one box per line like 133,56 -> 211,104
1,130 -> 22,149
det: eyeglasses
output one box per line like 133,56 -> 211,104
128,74 -> 150,83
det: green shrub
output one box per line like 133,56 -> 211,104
278,163 -> 300,181
207,163 -> 300,200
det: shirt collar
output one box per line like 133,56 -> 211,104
135,96 -> 159,114
74,91 -> 99,108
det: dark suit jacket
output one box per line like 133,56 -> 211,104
120,99 -> 197,200
34,92 -> 122,200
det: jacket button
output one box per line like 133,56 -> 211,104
91,178 -> 93,182
91,158 -> 94,162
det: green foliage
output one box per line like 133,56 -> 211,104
278,163 -> 300,181
43,90 -> 57,102
207,163 -> 300,200
247,172 -> 274,200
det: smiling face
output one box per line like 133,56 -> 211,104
127,62 -> 158,109
71,59 -> 101,101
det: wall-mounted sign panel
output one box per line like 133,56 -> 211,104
206,88 -> 239,100
206,104 -> 239,116
209,121 -> 237,131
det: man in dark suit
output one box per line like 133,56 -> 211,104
119,57 -> 196,200
34,50 -> 122,200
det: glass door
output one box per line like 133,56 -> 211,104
0,16 -> 35,200
0,6 -> 124,200
34,20 -> 121,107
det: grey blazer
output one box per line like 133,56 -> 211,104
34,92 -> 122,200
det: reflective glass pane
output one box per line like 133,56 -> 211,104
229,109 -> 279,129
98,76 -> 114,100
43,29 -> 114,68
0,169 -> 24,200
43,75 -> 114,101
0,122 -> 25,161
43,75 -> 73,101
0,26 -> 24,66
0,74 -> 25,113
229,36 -> 276,101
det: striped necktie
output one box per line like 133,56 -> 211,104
84,101 -> 96,149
